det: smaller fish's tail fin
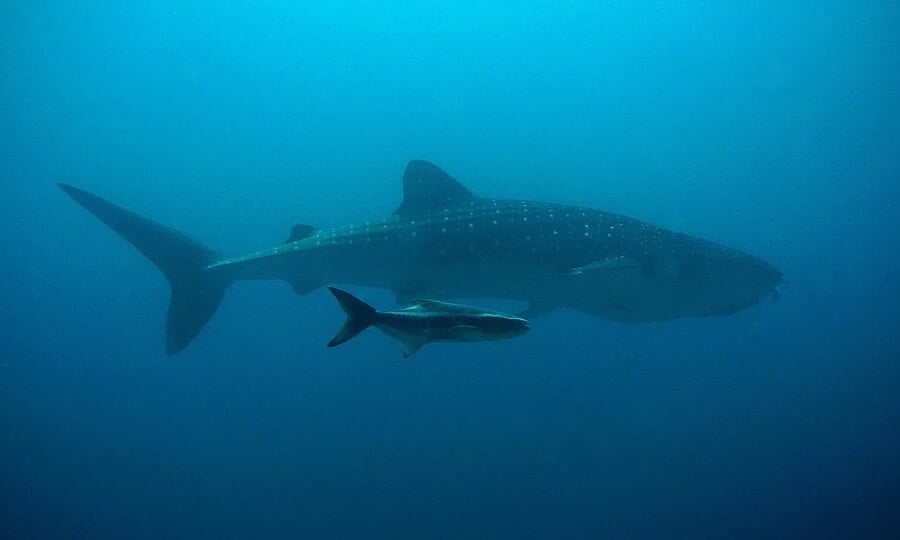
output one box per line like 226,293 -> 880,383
326,287 -> 377,347
58,183 -> 229,355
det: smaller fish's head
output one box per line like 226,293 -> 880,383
461,313 -> 531,341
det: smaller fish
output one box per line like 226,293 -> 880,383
326,287 -> 530,357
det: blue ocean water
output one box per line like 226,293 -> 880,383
2,2 -> 898,538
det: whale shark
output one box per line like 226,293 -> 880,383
58,160 -> 781,355
326,287 -> 530,357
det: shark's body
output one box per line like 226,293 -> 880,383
326,287 -> 530,357
59,160 -> 781,355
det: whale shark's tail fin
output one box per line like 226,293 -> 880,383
58,184 -> 228,355
326,287 -> 377,348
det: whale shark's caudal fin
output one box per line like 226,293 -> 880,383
326,287 -> 377,348
58,184 -> 228,355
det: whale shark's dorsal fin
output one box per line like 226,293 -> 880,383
393,160 -> 476,217
284,224 -> 318,244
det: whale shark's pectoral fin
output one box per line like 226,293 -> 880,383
564,256 -> 641,276
284,224 -> 318,244
286,278 -> 318,295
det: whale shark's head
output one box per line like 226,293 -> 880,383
563,247 -> 782,322
660,248 -> 783,319
695,252 -> 783,316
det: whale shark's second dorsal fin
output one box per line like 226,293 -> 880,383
393,160 -> 476,217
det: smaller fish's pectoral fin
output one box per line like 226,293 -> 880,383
450,325 -> 483,341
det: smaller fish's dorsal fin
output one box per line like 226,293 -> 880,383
392,160 -> 476,217
285,224 -> 318,244
404,298 -> 449,310
402,299 -> 485,315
